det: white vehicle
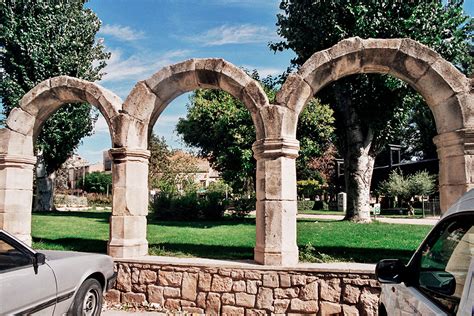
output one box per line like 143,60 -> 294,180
0,229 -> 116,315
376,190 -> 474,315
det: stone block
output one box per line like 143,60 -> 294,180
182,272 -> 198,301
147,285 -> 164,305
360,38 -> 401,73
198,272 -> 212,291
262,273 -> 279,288
342,304 -> 360,316
159,271 -> 183,287
211,275 -> 233,292
279,274 -> 291,288
320,301 -> 342,315
206,292 -> 221,315
246,309 -> 267,316
255,287 -> 273,310
291,275 -> 306,286
116,265 -> 131,292
139,270 -> 157,284
232,280 -> 246,292
196,292 -> 207,308
320,278 -> 342,302
246,280 -> 260,294
300,281 -> 318,300
122,292 -> 146,304
122,81 -> 156,122
276,73 -> 313,114
242,80 -> 269,112
104,289 -> 121,304
235,292 -> 255,308
6,108 -> 35,136
164,298 -> 181,311
0,130 -> 34,156
222,293 -> 235,305
274,288 -> 299,299
222,305 -> 244,315
108,215 -> 148,258
289,298 -> 318,313
0,209 -> 32,239
274,299 -> 290,314
244,271 -> 261,280
359,288 -> 379,316
343,284 -> 360,304
182,307 -> 204,314
231,270 -> 245,280
0,163 -> 34,191
163,287 -> 180,298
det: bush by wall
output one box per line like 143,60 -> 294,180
297,200 -> 315,211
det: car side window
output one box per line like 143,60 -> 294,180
0,238 -> 32,272
418,218 -> 473,314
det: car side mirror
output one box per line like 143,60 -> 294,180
33,252 -> 46,274
376,259 -> 406,283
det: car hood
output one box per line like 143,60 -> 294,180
41,249 -> 103,261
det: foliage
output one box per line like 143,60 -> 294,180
297,179 -> 323,200
378,170 -> 437,210
86,193 -> 112,207
151,182 -> 229,221
79,172 -> 112,194
176,74 -> 335,194
231,195 -> 256,218
297,200 -> 315,212
1,1 -> 110,174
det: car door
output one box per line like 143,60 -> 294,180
393,213 -> 473,315
0,232 -> 57,315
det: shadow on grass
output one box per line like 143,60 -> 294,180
148,217 -> 256,228
33,211 -> 110,223
150,243 -> 254,260
305,245 -> 415,264
32,236 -> 107,254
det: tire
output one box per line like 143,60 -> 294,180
70,278 -> 103,316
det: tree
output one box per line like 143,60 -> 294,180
80,172 -> 112,194
148,133 -> 199,194
379,170 -> 436,215
0,1 -> 110,210
271,0 -> 473,222
176,74 -> 335,194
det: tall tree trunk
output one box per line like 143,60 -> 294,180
35,154 -> 55,211
341,106 -> 374,223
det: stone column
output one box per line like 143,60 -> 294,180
108,148 -> 151,258
252,138 -> 299,266
433,130 -> 474,213
0,154 -> 36,245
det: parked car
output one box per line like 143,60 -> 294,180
376,190 -> 474,315
0,229 -> 116,315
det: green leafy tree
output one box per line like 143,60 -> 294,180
271,0 -> 473,222
80,171 -> 112,194
0,1 -> 110,210
176,74 -> 335,194
379,170 -> 436,215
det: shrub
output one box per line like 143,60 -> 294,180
87,193 -> 112,207
231,196 -> 255,218
79,172 -> 112,194
313,200 -> 328,210
297,200 -> 315,211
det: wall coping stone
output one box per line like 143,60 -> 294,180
114,256 -> 376,275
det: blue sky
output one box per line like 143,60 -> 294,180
78,0 -> 294,163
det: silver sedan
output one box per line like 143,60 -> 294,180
0,230 -> 116,315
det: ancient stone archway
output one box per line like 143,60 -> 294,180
0,76 -> 122,245
107,58 -> 270,258
276,37 -> 473,210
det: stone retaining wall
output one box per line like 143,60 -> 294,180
106,258 -> 380,315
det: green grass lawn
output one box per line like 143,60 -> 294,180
31,210 -> 432,264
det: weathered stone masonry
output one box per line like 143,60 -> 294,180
107,259 -> 380,315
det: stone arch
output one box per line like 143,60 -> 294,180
121,58 -> 269,147
0,76 -> 122,245
5,75 -> 122,145
274,37 -> 473,214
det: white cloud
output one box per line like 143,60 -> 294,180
100,48 -> 191,84
155,114 -> 184,126
188,24 -> 280,46
242,65 -> 283,78
99,24 -> 145,42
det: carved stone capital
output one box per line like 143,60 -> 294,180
252,138 -> 300,160
0,154 -> 37,167
109,148 -> 151,163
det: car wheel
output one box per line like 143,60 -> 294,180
71,278 -> 103,316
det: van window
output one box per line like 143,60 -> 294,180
418,218 -> 473,313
